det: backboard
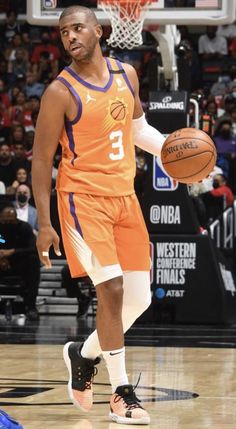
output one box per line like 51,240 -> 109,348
27,0 -> 236,26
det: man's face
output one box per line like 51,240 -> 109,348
60,12 -> 102,62
13,144 -> 25,159
207,26 -> 216,39
16,185 -> 30,205
0,145 -> 11,162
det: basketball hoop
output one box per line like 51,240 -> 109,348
98,0 -> 155,50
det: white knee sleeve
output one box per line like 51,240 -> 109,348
122,271 -> 152,330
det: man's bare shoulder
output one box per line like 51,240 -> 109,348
41,79 -> 70,102
118,61 -> 139,92
120,61 -> 137,76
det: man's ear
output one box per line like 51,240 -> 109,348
96,24 -> 103,40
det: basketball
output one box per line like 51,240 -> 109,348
110,100 -> 126,121
160,128 -> 217,184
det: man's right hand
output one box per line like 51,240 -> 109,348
36,225 -> 61,268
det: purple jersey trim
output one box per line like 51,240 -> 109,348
57,76 -> 82,124
115,59 -> 135,97
65,58 -> 113,92
69,192 -> 84,237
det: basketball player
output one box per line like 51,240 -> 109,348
32,5 -> 165,425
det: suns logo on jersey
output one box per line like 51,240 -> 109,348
108,98 -> 128,123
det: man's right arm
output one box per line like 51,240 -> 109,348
31,80 -> 69,266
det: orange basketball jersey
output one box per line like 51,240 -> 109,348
56,57 -> 136,196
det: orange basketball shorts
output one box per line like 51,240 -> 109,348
57,192 -> 150,278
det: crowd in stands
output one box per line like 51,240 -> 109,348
0,2 -> 236,318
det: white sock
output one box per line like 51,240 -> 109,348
102,347 -> 129,392
81,332 -> 100,360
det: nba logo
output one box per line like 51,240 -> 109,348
43,0 -> 57,8
153,156 -> 178,191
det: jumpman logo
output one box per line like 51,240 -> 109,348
86,91 -> 96,104
116,78 -> 126,92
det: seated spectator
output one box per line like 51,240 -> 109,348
189,165 -> 223,197
0,10 -> 22,46
217,21 -> 236,41
0,78 -> 11,110
210,74 -> 231,97
0,109 -> 10,143
7,167 -> 31,195
23,71 -> 45,98
0,142 -> 16,188
12,141 -> 31,172
228,37 -> 236,58
61,264 -> 93,318
31,30 -> 61,64
7,90 -> 26,126
25,130 -> 35,161
10,123 -> 25,145
209,174 -> 234,207
214,93 -> 236,129
7,47 -> 30,82
14,184 -> 38,235
28,95 -> 40,118
6,33 -> 25,62
7,90 -> 35,131
32,51 -> 58,85
198,26 -> 228,59
0,204 -> 40,321
213,118 -> 236,154
0,58 -> 14,87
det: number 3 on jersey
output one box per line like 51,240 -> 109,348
109,130 -> 124,161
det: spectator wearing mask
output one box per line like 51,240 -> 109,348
213,118 -> 236,154
0,204 -> 40,321
210,174 -> 234,207
14,184 -> 38,234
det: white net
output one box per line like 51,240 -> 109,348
99,0 -> 153,50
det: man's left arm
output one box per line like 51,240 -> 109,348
123,63 -> 165,157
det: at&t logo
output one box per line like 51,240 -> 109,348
155,288 -> 185,299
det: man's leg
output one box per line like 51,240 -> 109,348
9,253 -> 40,320
64,271 -> 151,424
82,271 -> 151,359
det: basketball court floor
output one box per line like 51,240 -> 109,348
0,315 -> 235,428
